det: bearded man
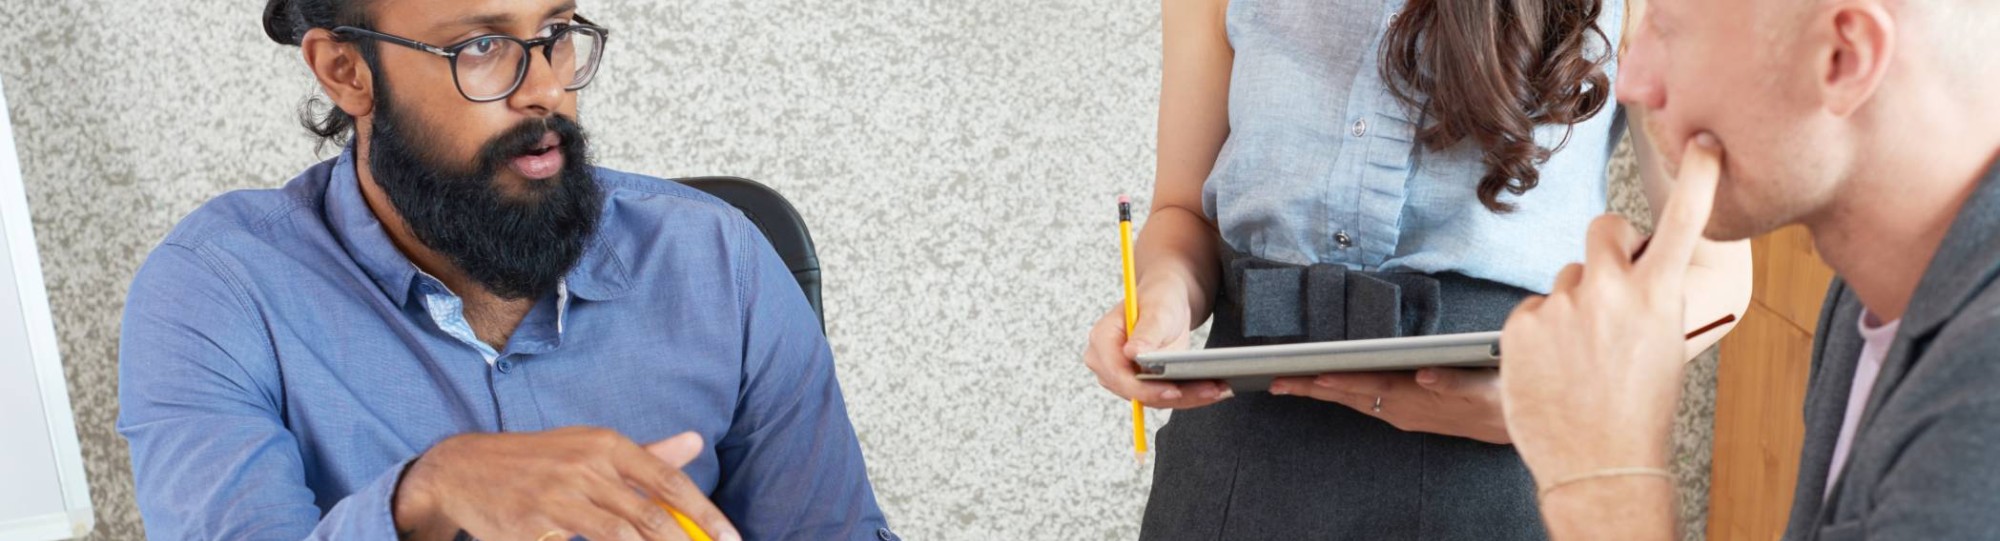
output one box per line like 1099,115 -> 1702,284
116,1 -> 894,540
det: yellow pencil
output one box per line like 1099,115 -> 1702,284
1119,195 -> 1148,463
655,502 -> 715,541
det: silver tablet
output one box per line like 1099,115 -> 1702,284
1134,331 -> 1501,383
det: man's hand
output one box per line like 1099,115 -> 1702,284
392,427 -> 740,541
1270,368 -> 1509,444
1499,133 -> 1723,487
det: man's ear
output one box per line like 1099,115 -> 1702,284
1814,1 -> 1896,117
300,28 -> 375,119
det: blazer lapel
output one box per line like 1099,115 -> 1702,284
1782,280 -> 1867,541
1802,158 -> 2000,538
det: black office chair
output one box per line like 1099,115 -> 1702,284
678,177 -> 825,331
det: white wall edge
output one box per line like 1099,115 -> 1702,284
0,75 -> 96,541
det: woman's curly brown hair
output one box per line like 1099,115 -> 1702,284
1381,0 -> 1613,213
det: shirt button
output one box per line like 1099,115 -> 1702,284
496,360 -> 514,373
877,528 -> 900,541
1387,13 -> 1399,29
1352,118 -> 1369,137
1335,231 -> 1354,248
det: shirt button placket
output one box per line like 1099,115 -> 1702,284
489,355 -> 541,432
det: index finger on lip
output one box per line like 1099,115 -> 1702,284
1639,133 -> 1723,285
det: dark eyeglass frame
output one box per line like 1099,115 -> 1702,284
332,15 -> 610,103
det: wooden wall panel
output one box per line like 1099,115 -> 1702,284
1707,225 -> 1833,541
1752,226 -> 1838,328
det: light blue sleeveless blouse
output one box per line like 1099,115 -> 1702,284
1202,0 -> 1625,294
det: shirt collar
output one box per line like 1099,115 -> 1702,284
322,146 -> 633,308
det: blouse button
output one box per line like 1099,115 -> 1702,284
1335,231 -> 1354,248
1352,118 -> 1369,138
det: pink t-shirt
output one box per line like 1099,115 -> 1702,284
1825,311 -> 1903,501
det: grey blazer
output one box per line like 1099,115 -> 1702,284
1781,162 -> 2000,540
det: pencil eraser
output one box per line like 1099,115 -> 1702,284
1118,195 -> 1131,204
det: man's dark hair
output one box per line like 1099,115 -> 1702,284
263,0 -> 379,151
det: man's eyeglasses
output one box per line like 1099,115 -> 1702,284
333,16 -> 609,103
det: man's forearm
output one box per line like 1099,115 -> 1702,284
392,454 -> 457,541
1539,474 -> 1680,541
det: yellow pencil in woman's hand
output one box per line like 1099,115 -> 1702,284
1120,195 -> 1149,463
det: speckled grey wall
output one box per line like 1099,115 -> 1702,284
0,0 -> 1710,539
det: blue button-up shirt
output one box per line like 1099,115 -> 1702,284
117,148 -> 893,540
1202,0 -> 1623,294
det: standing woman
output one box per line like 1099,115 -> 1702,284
1082,0 -> 1750,539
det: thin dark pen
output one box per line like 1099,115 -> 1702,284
1685,313 -> 1737,341
1631,234 -> 1736,342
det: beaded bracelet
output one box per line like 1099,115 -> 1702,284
1538,467 -> 1674,500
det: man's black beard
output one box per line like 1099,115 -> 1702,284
366,90 -> 602,301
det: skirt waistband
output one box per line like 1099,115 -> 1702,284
1214,247 -> 1534,345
